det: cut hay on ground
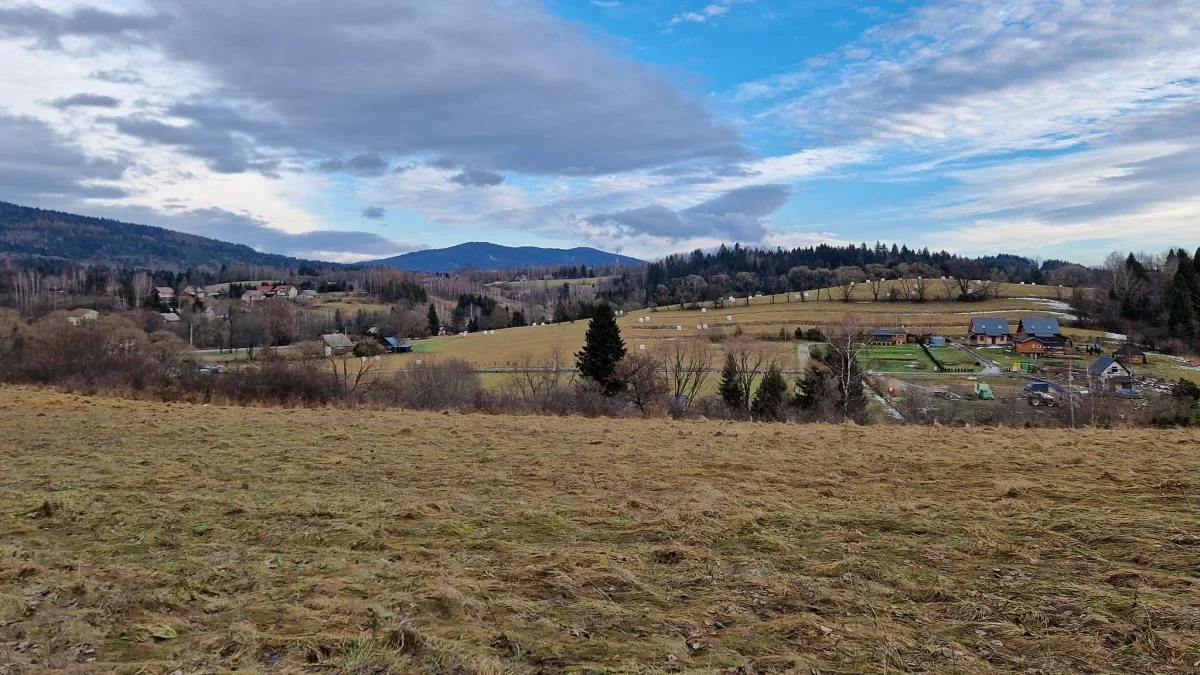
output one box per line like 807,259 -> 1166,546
1,389 -> 1197,673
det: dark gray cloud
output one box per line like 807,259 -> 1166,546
361,206 -> 386,219
4,0 -> 744,177
51,93 -> 121,109
427,157 -> 460,170
449,167 -> 505,187
0,4 -> 168,49
89,68 -> 144,84
109,115 -> 280,176
587,184 -> 789,241
344,152 -> 388,177
0,114 -> 130,201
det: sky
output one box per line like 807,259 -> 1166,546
0,0 -> 1197,264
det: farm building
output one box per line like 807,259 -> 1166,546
272,285 -> 299,299
66,308 -> 99,325
1114,344 -> 1147,365
160,312 -> 181,323
155,286 -> 175,299
1088,357 -> 1133,392
321,333 -> 355,355
382,336 -> 412,354
868,329 -> 907,345
241,290 -> 264,303
299,289 -> 318,300
967,318 -> 1012,346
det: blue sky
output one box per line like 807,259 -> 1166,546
1,0 -> 1198,263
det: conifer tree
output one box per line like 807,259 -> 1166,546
426,304 -> 440,335
751,365 -> 789,421
718,353 -> 744,411
576,303 -> 626,395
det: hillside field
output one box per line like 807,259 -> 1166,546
394,295 -> 1100,369
2,389 -> 1199,674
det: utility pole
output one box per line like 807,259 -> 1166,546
1067,358 -> 1076,428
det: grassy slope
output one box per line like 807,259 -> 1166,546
2,389 -> 1198,674
397,296 -> 1099,369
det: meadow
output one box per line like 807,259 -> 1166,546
2,389 -> 1198,674
390,294 -> 1099,370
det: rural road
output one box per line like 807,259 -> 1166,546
956,344 -> 1003,375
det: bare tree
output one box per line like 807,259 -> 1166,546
330,340 -> 384,397
724,339 -> 777,411
911,276 -> 932,303
612,352 -> 667,413
655,339 -> 713,409
833,267 -> 866,302
865,276 -> 888,302
820,313 -> 868,416
508,341 -> 570,401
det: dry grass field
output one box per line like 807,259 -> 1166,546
2,389 -> 1199,674
396,296 -> 1097,369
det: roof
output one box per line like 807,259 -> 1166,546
1115,344 -> 1145,356
1089,356 -> 1129,377
969,318 -> 1011,337
321,333 -> 354,349
160,312 -> 181,322
383,336 -> 401,348
67,308 -> 97,317
1019,317 -> 1062,338
300,289 -> 318,295
870,329 -> 907,336
155,286 -> 175,295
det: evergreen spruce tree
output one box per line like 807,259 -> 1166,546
575,303 -> 626,395
751,365 -> 789,421
426,304 -> 440,335
718,353 -> 744,411
1167,250 -> 1198,339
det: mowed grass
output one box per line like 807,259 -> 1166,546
2,389 -> 1199,674
398,296 -> 1092,369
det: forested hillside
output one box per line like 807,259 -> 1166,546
0,201 -> 317,270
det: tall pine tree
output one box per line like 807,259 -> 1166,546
426,304 -> 440,335
1166,249 -> 1197,339
718,353 -> 744,411
576,303 -> 626,395
751,366 -> 789,421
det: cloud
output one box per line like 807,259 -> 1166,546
89,68 -> 144,84
449,168 -> 505,187
6,0 -> 744,178
0,113 -> 130,201
109,114 -> 282,176
50,93 -> 121,109
0,4 -> 169,49
361,205 -> 386,219
668,0 -> 753,27
586,184 -> 788,241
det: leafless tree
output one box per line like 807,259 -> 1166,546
820,313 -> 868,415
507,341 -> 570,401
833,267 -> 866,302
725,339 -> 777,411
864,276 -> 888,302
910,276 -> 932,303
612,352 -> 667,413
330,341 -> 383,397
654,339 -> 713,409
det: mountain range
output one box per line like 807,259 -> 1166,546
0,201 -> 643,272
367,242 -> 642,272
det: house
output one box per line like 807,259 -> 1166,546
241,290 -> 264,303
1114,344 -> 1147,365
160,312 -> 181,323
66,308 -> 99,325
868,329 -> 908,345
1014,336 -> 1049,356
321,333 -> 355,355
1088,356 -> 1133,392
299,289 -> 318,300
967,318 -> 1012,346
272,285 -> 298,299
203,306 -> 230,321
155,286 -> 176,299
382,336 -> 412,354
182,285 -> 200,297
1016,317 -> 1070,348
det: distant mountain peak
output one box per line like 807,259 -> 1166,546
367,242 -> 643,272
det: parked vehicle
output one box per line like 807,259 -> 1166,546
975,382 -> 994,400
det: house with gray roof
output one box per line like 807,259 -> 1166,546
1089,356 -> 1133,392
967,318 -> 1012,346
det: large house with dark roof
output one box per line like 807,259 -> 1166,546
1014,317 -> 1069,354
967,318 -> 1012,346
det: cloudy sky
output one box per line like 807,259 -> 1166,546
0,0 -> 1197,263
